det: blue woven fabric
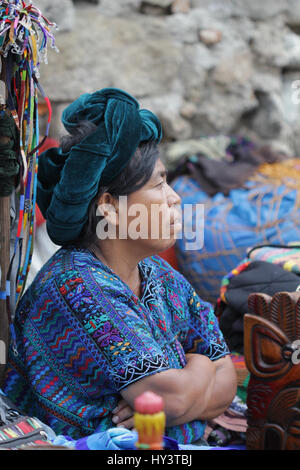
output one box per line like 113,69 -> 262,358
172,175 -> 300,304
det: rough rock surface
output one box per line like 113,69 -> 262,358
37,0 -> 300,160
33,0 -> 75,31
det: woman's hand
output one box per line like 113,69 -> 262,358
112,399 -> 135,430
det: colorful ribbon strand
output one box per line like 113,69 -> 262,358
0,0 -> 56,332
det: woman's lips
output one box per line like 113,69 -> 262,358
170,216 -> 182,225
169,218 -> 182,236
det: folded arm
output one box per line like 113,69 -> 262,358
120,353 -> 236,427
183,353 -> 237,421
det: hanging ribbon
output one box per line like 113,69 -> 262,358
0,0 -> 57,347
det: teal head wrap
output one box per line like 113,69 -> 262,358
37,88 -> 162,245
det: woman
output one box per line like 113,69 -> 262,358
3,88 -> 236,445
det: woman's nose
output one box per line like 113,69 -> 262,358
167,184 -> 181,206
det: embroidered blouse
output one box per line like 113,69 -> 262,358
3,247 -> 229,444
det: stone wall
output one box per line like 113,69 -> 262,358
35,0 -> 300,165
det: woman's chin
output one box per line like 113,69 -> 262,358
138,238 -> 176,255
171,221 -> 182,233
155,231 -> 181,252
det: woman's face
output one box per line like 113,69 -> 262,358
97,158 -> 182,255
123,158 -> 182,254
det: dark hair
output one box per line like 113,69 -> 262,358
60,121 -> 160,248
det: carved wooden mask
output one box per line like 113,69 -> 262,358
244,292 -> 300,450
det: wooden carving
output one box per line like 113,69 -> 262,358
244,292 -> 300,450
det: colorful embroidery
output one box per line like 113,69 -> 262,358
3,247 -> 229,444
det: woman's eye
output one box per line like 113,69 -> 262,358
156,181 -> 165,188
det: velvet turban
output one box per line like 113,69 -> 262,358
37,88 -> 162,246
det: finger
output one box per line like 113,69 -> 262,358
112,399 -> 128,414
116,417 -> 134,430
112,405 -> 133,425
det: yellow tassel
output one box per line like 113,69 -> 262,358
134,411 -> 165,450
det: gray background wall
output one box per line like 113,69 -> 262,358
35,0 -> 300,165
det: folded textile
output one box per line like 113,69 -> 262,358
216,261 -> 300,353
204,425 -> 246,448
230,353 -> 249,387
52,428 -> 139,451
51,427 -> 246,451
248,243 -> 300,275
204,395 -> 247,448
211,410 -> 247,434
0,389 -> 57,449
51,427 -> 181,451
168,136 -> 282,197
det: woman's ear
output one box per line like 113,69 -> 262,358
97,192 -> 119,226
